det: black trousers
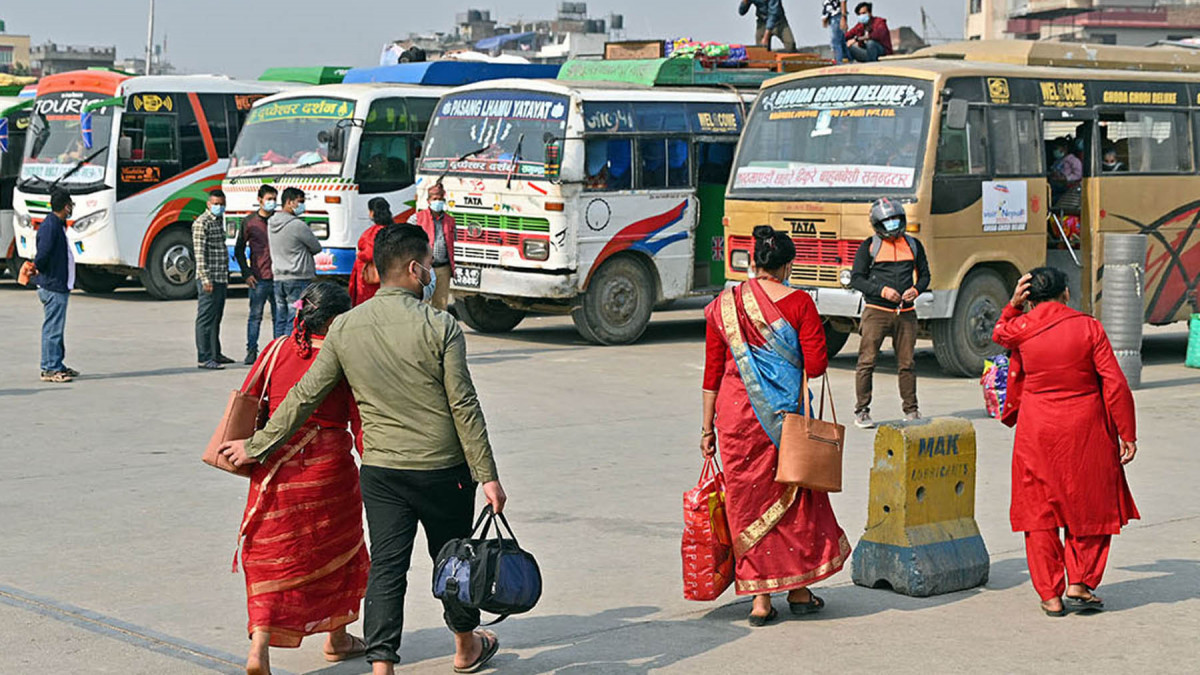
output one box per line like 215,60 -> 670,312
360,463 -> 479,664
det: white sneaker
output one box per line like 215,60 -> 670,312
905,411 -> 922,422
854,412 -> 876,429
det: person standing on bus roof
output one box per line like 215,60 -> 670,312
738,0 -> 797,52
844,2 -> 893,62
34,189 -> 78,383
822,0 -> 849,63
194,190 -> 233,370
269,187 -> 322,331
407,182 -> 455,311
235,184 -> 280,365
849,198 -> 930,429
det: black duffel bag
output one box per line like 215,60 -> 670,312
433,505 -> 542,624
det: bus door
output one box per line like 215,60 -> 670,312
693,138 -> 736,291
1041,110 -> 1094,312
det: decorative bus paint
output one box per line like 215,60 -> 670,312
417,58 -> 772,343
223,62 -> 560,280
1,93 -> 34,273
723,39 -> 1200,376
11,71 -> 290,298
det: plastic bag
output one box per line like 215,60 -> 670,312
682,456 -> 733,601
981,354 -> 1010,419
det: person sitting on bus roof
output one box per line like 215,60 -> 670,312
1102,147 -> 1124,173
845,2 -> 893,63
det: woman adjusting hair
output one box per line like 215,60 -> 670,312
993,267 -> 1139,617
700,225 -> 850,627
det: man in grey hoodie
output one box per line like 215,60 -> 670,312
269,187 -> 322,334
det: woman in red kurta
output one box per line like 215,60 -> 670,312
238,282 -> 369,675
993,267 -> 1139,616
700,226 -> 851,626
347,198 -> 394,306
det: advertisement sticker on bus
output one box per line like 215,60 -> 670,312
982,181 -> 1028,232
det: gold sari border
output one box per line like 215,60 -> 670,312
732,484 -> 799,557
248,539 -> 365,596
734,534 -> 852,593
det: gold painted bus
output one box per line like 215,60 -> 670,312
723,40 -> 1200,376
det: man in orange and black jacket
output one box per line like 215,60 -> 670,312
849,198 -> 931,428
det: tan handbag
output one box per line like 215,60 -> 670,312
202,338 -> 286,477
775,373 -> 845,492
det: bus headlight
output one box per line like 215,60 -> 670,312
730,249 -> 750,272
16,213 -> 32,228
71,210 -> 107,234
523,239 -> 549,261
839,269 -> 852,287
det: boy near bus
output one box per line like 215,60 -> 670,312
269,187 -> 322,332
234,184 -> 279,364
845,2 -> 893,62
850,198 -> 930,428
738,0 -> 797,52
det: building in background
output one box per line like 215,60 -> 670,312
0,20 -> 31,75
978,0 -> 1200,44
30,42 -> 115,76
966,0 -> 1011,40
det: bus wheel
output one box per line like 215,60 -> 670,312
932,268 -> 1007,377
573,256 -> 654,345
75,265 -> 123,294
824,320 -> 851,359
456,295 -> 526,333
140,228 -> 197,300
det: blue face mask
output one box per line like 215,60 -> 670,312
429,199 -> 447,213
858,13 -> 871,24
210,204 -> 225,217
1053,149 -> 1065,160
262,199 -> 277,212
420,263 -> 437,303
294,202 -> 306,216
883,217 -> 903,233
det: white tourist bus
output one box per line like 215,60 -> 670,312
1,89 -> 34,274
11,70 -> 286,298
416,59 -> 767,343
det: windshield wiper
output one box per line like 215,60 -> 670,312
18,174 -> 52,191
49,146 -> 108,191
436,144 -> 491,184
505,133 -> 525,190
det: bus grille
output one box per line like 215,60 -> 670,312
454,244 -> 501,263
728,235 -> 862,285
450,212 -> 551,233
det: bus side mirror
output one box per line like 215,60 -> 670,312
945,99 -> 968,130
319,128 -> 346,164
118,135 -> 132,160
544,138 -> 562,183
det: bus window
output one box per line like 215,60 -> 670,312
118,113 -> 179,199
1100,111 -> 1191,174
406,97 -> 437,134
637,137 -> 690,189
584,138 -> 632,191
198,94 -> 232,157
179,101 -> 207,169
696,141 -> 735,185
357,97 -> 415,194
990,109 -> 1040,176
936,108 -> 987,176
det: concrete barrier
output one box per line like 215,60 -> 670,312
850,417 -> 989,597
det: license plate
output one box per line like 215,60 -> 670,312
453,266 -> 481,289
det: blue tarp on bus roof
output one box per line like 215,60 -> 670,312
342,61 -> 560,86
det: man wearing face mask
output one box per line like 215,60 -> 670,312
220,224 -> 508,675
33,189 -> 78,383
234,184 -> 280,364
849,198 -> 930,428
269,187 -> 323,331
193,190 -> 233,370
844,2 -> 892,62
407,182 -> 455,311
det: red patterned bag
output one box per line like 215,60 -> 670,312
682,456 -> 734,601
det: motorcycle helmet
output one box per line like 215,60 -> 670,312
869,197 -> 907,239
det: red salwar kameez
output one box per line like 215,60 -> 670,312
703,280 -> 851,595
348,224 -> 385,307
993,302 -> 1139,601
238,336 -> 370,647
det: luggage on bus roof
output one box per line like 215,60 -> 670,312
341,62 -> 561,86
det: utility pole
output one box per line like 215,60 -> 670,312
144,0 -> 155,75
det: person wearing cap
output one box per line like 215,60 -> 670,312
849,198 -> 931,428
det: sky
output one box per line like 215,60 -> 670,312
1,1 -> 966,79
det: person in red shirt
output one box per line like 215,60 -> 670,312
348,198 -> 394,306
993,267 -> 1139,617
845,2 -> 893,62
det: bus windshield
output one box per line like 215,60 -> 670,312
21,92 -> 115,189
730,77 -> 932,199
420,90 -> 568,180
229,96 -> 355,177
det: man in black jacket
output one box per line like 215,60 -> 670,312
34,190 -> 78,383
849,198 -> 931,428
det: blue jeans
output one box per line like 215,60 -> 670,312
38,288 -> 69,372
246,278 -> 278,353
274,279 -> 310,338
829,15 -> 848,63
848,39 -> 886,62
195,281 -> 227,363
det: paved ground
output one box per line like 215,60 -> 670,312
1,279 -> 1197,675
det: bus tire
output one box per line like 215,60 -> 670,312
456,294 -> 526,333
824,320 -> 851,359
140,227 -> 197,301
932,268 -> 1007,377
574,256 -> 654,345
75,265 -> 123,294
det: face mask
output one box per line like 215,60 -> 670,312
883,217 -> 903,233
294,202 -> 306,216
262,199 -> 277,212
858,13 -> 871,24
1103,160 -> 1117,169
418,263 -> 437,303
1053,149 -> 1065,159
210,204 -> 225,217
429,199 -> 447,213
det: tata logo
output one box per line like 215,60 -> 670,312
461,195 -> 484,208
133,94 -> 173,113
467,223 -> 484,238
785,218 -> 819,236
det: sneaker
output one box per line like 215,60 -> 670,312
61,366 -> 80,378
40,370 -> 73,383
905,411 -> 922,422
854,412 -> 876,429
243,351 -> 258,366
197,360 -> 225,370
216,354 -> 236,365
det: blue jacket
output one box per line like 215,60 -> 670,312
739,0 -> 785,29
34,213 -> 71,293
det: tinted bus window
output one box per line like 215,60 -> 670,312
585,137 -> 633,191
937,108 -> 987,176
357,97 -> 416,193
991,108 -> 1041,176
199,94 -> 231,157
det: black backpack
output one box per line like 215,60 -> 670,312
432,505 -> 542,625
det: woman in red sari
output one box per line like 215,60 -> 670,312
993,267 -> 1139,616
348,198 -> 393,306
237,282 -> 369,674
701,226 -> 851,626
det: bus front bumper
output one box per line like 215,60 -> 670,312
453,266 -> 579,301
723,284 -> 957,321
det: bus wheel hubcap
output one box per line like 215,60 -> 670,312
967,298 -> 999,352
162,245 -> 194,285
601,277 -> 636,325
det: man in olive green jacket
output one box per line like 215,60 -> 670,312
221,225 -> 506,675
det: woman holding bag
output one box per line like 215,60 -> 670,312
700,225 -> 851,626
233,282 -> 369,675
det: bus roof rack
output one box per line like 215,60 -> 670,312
557,57 -> 779,88
341,62 -> 561,86
259,66 -> 350,85
907,39 -> 1200,73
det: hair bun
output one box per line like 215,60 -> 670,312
752,224 -> 775,241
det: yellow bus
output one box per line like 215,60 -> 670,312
724,40 -> 1200,376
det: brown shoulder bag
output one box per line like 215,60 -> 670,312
775,373 -> 845,492
202,338 -> 286,477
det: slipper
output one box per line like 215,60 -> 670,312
323,634 -> 367,662
454,631 -> 499,673
1065,593 -> 1104,612
748,606 -> 778,627
1041,600 -> 1067,617
788,591 -> 825,616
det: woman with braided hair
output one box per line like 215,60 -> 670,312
236,281 -> 368,674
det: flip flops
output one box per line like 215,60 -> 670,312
1066,592 -> 1105,613
323,634 -> 367,663
454,630 -> 500,673
748,606 -> 779,627
788,591 -> 826,616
